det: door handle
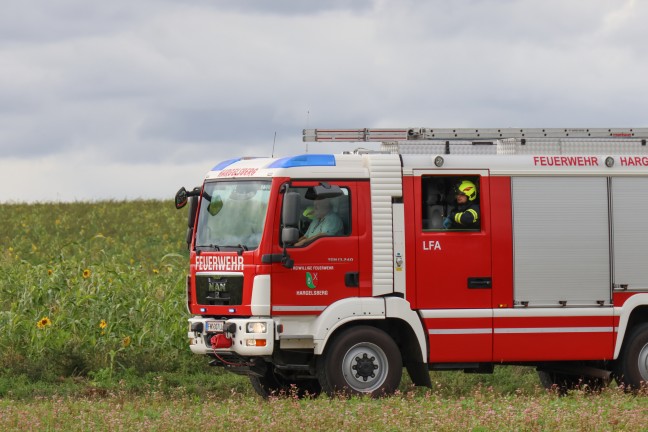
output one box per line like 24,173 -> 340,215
345,272 -> 359,288
468,277 -> 492,289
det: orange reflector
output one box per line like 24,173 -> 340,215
246,339 -> 267,347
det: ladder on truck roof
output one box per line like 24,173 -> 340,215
304,128 -> 648,156
303,128 -> 648,142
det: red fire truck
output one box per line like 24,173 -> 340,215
176,127 -> 648,397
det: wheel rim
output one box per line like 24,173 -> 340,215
638,343 -> 648,381
341,342 -> 389,392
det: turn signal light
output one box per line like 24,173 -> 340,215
245,339 -> 267,347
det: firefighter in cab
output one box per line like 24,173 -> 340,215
443,180 -> 480,229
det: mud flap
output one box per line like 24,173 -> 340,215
406,361 -> 432,387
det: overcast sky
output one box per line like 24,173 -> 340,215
1,0 -> 647,202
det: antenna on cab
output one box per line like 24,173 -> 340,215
272,131 -> 277,158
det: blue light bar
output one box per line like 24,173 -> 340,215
211,158 -> 242,171
268,154 -> 336,168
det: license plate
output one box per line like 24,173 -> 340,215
207,321 -> 224,333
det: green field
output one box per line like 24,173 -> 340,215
2,201 -> 648,431
0,201 -> 192,380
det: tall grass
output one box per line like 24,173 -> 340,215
2,387 -> 648,431
4,201 -> 648,429
0,201 -> 194,379
0,200 -> 607,401
1,200 -> 546,396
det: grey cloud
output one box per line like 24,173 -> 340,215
2,0 -> 648,203
0,0 -> 376,45
378,0 -> 640,48
168,0 -> 376,16
0,1 -> 147,43
138,107 -> 285,143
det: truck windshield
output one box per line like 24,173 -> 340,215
195,180 -> 271,251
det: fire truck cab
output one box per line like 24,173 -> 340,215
177,127 -> 648,397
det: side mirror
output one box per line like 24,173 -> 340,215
175,186 -> 202,209
282,192 -> 301,227
185,196 -> 199,248
176,186 -> 201,249
207,195 -> 223,216
175,187 -> 188,209
282,227 -> 299,246
188,196 -> 198,229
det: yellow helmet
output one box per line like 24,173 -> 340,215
302,206 -> 315,220
456,180 -> 477,201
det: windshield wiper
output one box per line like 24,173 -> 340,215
196,244 -> 221,251
196,244 -> 249,255
220,244 -> 249,255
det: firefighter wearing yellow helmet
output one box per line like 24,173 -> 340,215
443,180 -> 480,229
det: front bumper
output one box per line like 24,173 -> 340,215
188,316 -> 275,356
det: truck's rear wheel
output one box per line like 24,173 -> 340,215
616,322 -> 648,390
537,370 -> 608,394
317,326 -> 402,397
250,368 -> 321,398
538,370 -> 580,394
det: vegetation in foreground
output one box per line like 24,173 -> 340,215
3,201 -> 648,431
1,201 -> 190,379
2,383 -> 648,432
0,201 -> 541,391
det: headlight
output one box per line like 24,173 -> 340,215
246,322 -> 267,333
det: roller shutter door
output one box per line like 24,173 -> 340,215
611,177 -> 648,291
512,177 -> 611,307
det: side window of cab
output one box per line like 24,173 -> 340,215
422,176 -> 480,231
287,186 -> 351,247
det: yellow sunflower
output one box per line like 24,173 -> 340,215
82,269 -> 91,279
99,319 -> 107,329
37,317 -> 52,329
122,336 -> 131,348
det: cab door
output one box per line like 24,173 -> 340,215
269,181 -> 360,315
413,171 -> 492,362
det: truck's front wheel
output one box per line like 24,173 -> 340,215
317,326 -> 402,397
616,322 -> 648,390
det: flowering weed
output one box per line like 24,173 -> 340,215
1,388 -> 648,431
0,200 -> 190,378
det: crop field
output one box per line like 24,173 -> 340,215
1,201 -> 648,431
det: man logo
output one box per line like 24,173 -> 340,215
207,277 -> 228,292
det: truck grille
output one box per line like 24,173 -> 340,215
195,275 -> 243,306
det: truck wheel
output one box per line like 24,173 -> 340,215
537,370 -> 608,394
249,369 -> 286,398
250,369 -> 321,398
537,371 -> 580,394
317,326 -> 402,397
616,322 -> 648,390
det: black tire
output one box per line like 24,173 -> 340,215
537,370 -> 608,395
538,370 -> 580,394
250,368 -> 321,399
616,322 -> 648,390
317,326 -> 402,397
